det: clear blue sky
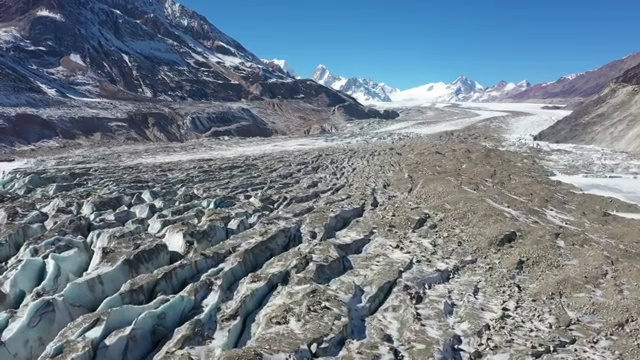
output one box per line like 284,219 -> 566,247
180,0 -> 640,89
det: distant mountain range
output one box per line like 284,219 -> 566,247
390,76 -> 531,104
310,65 -> 529,104
311,65 -> 399,103
510,52 -> 640,101
306,52 -> 640,105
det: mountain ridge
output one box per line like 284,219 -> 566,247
311,65 -> 399,103
390,75 -> 529,104
508,52 -> 640,101
310,65 -> 532,104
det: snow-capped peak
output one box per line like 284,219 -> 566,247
452,75 -> 484,92
312,64 -> 336,83
452,75 -> 470,84
391,75 -> 528,105
311,65 -> 398,103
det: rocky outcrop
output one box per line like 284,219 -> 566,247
535,62 -> 640,152
332,103 -> 400,120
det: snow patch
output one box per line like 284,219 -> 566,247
0,160 -> 29,178
551,174 -> 640,206
35,9 -> 65,22
609,212 -> 640,220
69,53 -> 86,66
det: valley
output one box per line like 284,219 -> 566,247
2,102 -> 640,360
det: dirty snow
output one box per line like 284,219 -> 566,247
398,110 -> 508,135
130,138 -> 336,165
377,109 -> 508,134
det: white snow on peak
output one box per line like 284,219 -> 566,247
504,83 -> 517,91
391,75 -> 486,105
390,76 -> 531,106
311,65 -> 399,103
452,75 -> 485,91
262,59 -> 297,77
35,9 -> 65,21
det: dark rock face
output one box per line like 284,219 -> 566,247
509,52 -> 640,100
615,62 -> 640,86
332,103 -> 400,121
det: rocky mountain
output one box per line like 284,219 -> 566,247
263,59 -> 297,77
0,0 -> 397,149
0,0 -> 297,101
509,52 -> 640,102
535,61 -> 640,152
312,65 -> 399,103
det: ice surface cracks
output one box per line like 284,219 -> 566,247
0,148 -> 403,360
0,140 -> 631,359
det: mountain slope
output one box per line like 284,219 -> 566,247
509,52 -> 640,101
0,0 -> 398,148
535,62 -> 640,152
312,65 -> 399,103
0,0 -> 395,106
0,0 -> 295,101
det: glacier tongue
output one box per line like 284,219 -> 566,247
0,104 -> 636,359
